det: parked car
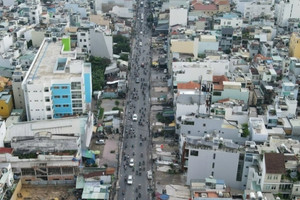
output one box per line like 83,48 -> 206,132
95,139 -> 105,145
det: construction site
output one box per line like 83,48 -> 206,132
11,182 -> 78,200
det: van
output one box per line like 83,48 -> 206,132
147,170 -> 152,180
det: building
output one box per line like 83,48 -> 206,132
12,66 -> 26,110
1,113 -> 93,182
169,8 -> 188,27
211,81 -> 249,108
219,27 -> 233,51
22,37 -> 92,121
0,92 -> 13,119
90,28 -> 113,59
249,117 -> 268,143
289,33 -> 300,59
183,136 -> 246,189
198,35 -> 219,54
276,0 -> 300,27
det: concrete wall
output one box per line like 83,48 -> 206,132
90,29 -> 113,59
32,31 -> 45,47
186,148 -> 242,189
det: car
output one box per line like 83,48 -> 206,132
140,31 -> 143,34
147,170 -> 153,180
129,158 -> 134,167
164,69 -> 167,74
132,114 -> 138,121
95,139 -> 105,145
136,78 -> 140,83
127,175 -> 133,185
139,42 -> 142,46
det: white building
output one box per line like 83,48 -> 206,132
77,30 -> 90,53
172,60 -> 230,87
276,0 -> 300,27
243,2 -> 272,20
169,8 -> 188,27
214,13 -> 243,30
0,32 -> 13,54
184,136 -> 246,189
22,37 -> 92,121
249,117 -> 268,143
12,66 -> 26,110
0,121 -> 6,148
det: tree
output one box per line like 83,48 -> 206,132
89,56 -> 111,91
113,35 -> 130,54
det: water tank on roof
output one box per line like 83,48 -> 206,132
250,192 -> 255,200
257,191 -> 263,200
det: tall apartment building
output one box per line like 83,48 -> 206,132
22,37 -> 92,121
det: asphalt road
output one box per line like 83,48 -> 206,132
117,1 -> 153,200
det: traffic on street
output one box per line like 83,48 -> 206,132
117,0 -> 153,199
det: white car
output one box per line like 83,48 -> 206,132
129,158 -> 134,167
132,114 -> 138,121
127,175 -> 133,185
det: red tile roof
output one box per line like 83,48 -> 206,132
213,75 -> 228,91
0,148 -> 13,154
214,0 -> 229,5
191,0 -> 217,11
177,81 -> 200,90
265,153 -> 285,174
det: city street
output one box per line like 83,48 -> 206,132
117,0 -> 153,200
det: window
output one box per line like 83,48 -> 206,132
203,123 -> 206,127
188,131 -> 191,134
45,97 -> 50,102
267,175 -> 272,180
72,91 -> 82,99
46,106 -> 51,111
54,95 -> 60,98
53,86 -> 59,89
213,153 -> 216,159
62,95 -> 68,98
71,82 -> 81,90
190,150 -> 198,156
63,105 -> 69,107
44,87 -> 49,92
212,163 -> 215,168
211,172 -> 214,176
55,105 -> 61,107
271,185 -> 276,190
61,86 -> 68,89
80,39 -> 82,42
80,33 -> 85,36
274,175 -> 278,180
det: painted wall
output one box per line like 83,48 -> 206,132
62,37 -> 71,51
0,95 -> 13,119
51,84 -> 73,118
84,74 -> 92,103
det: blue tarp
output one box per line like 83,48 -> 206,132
160,194 -> 169,200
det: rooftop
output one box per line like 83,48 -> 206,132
265,153 -> 285,174
25,38 -> 88,85
177,81 -> 201,90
